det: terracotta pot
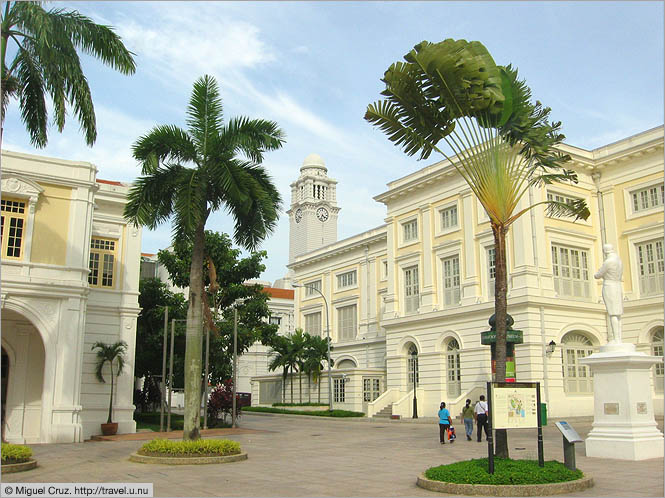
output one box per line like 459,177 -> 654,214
101,422 -> 118,436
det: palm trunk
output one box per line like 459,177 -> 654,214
183,221 -> 206,440
493,223 -> 509,459
308,373 -> 312,403
290,370 -> 294,403
299,367 -> 302,404
107,361 -> 114,424
318,369 -> 322,404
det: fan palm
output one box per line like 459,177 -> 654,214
92,340 -> 128,425
365,38 -> 589,457
124,74 -> 284,440
1,1 -> 136,148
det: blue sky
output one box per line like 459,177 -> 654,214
3,1 -> 663,284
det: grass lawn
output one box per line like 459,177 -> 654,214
425,458 -> 584,485
243,406 -> 364,417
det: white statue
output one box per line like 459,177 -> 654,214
594,243 -> 623,343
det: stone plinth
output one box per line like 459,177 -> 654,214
579,343 -> 664,460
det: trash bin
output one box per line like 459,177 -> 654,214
540,403 -> 547,426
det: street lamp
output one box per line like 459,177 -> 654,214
232,298 -> 246,429
292,281 -> 333,412
411,348 -> 418,419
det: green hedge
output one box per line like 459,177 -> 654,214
243,406 -> 364,417
425,458 -> 583,485
273,402 -> 328,407
1,443 -> 33,464
138,438 -> 241,457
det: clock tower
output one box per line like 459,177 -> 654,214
287,153 -> 339,264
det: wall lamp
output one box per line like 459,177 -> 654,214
546,340 -> 557,355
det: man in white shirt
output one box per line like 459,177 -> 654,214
474,395 -> 489,442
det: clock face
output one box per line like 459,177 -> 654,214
295,209 -> 303,223
316,207 -> 329,222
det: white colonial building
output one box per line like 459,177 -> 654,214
1,150 -> 141,443
251,127 -> 664,419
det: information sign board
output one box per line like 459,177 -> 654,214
490,382 -> 539,429
555,421 -> 583,443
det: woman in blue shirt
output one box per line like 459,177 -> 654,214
438,402 -> 452,444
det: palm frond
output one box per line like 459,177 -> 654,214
186,75 -> 223,160
221,117 -> 286,163
132,125 -> 197,175
14,47 -> 48,147
124,164 -> 185,229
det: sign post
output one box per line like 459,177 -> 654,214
489,381 -> 544,471
555,421 -> 583,471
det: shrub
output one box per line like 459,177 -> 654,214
138,438 -> 241,457
1,443 -> 33,464
243,406 -> 364,417
207,380 -> 240,427
424,458 -> 583,485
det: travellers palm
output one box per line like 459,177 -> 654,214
125,74 -> 284,440
92,340 -> 128,425
1,1 -> 136,147
365,39 -> 589,457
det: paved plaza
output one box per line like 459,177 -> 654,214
3,414 -> 664,497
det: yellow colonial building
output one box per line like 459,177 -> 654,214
252,126 -> 664,419
1,150 -> 141,443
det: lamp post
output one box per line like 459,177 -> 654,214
231,298 -> 245,429
292,282 -> 333,412
411,349 -> 418,419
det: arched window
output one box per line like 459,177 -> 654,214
407,344 -> 419,386
561,332 -> 594,394
336,359 -> 356,370
446,339 -> 461,397
651,327 -> 664,393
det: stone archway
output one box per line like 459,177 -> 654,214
1,309 -> 45,444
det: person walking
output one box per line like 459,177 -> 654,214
438,402 -> 452,444
475,395 -> 489,442
461,399 -> 474,441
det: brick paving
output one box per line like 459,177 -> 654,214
2,414 -> 663,497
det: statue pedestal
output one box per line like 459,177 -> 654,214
579,344 -> 664,460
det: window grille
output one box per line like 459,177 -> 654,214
89,237 -> 116,288
446,339 -> 461,397
305,280 -> 322,296
561,332 -> 594,393
403,219 -> 418,242
334,378 -> 345,402
442,255 -> 461,307
1,199 -> 27,259
441,205 -> 458,230
337,305 -> 357,341
363,378 -> 381,402
632,183 -> 664,212
304,312 -> 322,336
552,245 -> 590,299
337,270 -> 357,289
404,266 -> 419,313
637,240 -> 664,296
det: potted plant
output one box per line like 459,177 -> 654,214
92,340 -> 128,436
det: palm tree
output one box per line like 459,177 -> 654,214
365,38 -> 589,458
92,340 -> 128,425
124,74 -> 284,440
268,335 -> 291,403
290,329 -> 308,404
1,1 -> 136,148
304,335 -> 333,404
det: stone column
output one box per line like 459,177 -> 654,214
580,343 -> 664,460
